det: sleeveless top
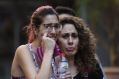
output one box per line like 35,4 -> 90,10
11,43 -> 59,79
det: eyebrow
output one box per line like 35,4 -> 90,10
61,32 -> 78,36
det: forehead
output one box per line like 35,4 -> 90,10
43,15 -> 59,24
59,14 -> 72,18
61,23 -> 78,33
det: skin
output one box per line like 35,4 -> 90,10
59,14 -> 73,18
59,23 -> 79,57
58,23 -> 79,77
39,15 -> 60,41
11,14 -> 60,79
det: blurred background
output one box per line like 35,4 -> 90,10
0,0 -> 119,79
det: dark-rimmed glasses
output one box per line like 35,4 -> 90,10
43,23 -> 61,31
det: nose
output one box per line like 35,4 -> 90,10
50,27 -> 56,34
68,36 -> 73,45
49,27 -> 56,37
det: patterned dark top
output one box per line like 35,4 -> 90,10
73,63 -> 104,79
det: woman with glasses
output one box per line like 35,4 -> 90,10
11,5 -> 61,79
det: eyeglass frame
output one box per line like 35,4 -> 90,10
41,23 -> 61,31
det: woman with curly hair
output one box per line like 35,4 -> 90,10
57,16 -> 104,79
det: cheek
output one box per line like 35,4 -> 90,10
37,29 -> 46,39
37,32 -> 42,40
39,25 -> 48,33
75,39 -> 79,48
39,27 -> 48,36
56,30 -> 60,34
59,38 -> 67,47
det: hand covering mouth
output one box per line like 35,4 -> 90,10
47,34 -> 57,39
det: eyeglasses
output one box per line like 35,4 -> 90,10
43,23 -> 61,30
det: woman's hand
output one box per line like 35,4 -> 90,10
59,71 -> 72,79
42,33 -> 56,54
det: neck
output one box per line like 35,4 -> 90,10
66,55 -> 75,65
31,38 -> 41,47
66,55 -> 78,77
66,56 -> 76,70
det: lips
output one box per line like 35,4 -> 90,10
66,47 -> 75,51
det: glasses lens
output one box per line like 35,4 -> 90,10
44,23 -> 60,30
53,23 -> 60,29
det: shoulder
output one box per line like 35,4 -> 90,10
11,45 -> 28,76
15,44 -> 31,62
15,44 -> 28,56
16,45 -> 27,52
15,44 -> 35,68
88,63 -> 104,79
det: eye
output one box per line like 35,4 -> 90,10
44,24 -> 51,28
72,33 -> 78,38
54,23 -> 60,29
61,33 -> 69,39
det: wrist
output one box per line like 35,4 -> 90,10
44,50 -> 54,56
43,51 -> 54,61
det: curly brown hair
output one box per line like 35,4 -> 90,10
59,16 -> 97,72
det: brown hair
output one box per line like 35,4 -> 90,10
26,5 -> 59,43
59,16 -> 97,72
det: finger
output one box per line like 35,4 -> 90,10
64,71 -> 72,78
65,71 -> 71,75
43,32 -> 48,38
64,74 -> 72,78
60,74 -> 72,79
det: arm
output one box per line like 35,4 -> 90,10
36,33 -> 56,79
17,45 -> 54,79
17,45 -> 36,79
36,50 -> 53,79
17,35 -> 55,79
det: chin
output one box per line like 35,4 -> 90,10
65,51 -> 76,56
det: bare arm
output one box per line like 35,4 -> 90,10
16,34 -> 55,79
36,33 -> 56,79
17,45 -> 36,79
36,51 -> 53,79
